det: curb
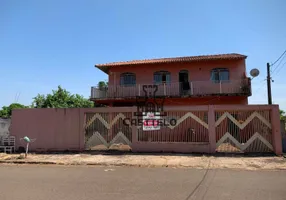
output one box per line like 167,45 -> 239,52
1,160 -> 286,171
0,160 -> 162,167
0,160 -> 202,169
0,160 -> 57,165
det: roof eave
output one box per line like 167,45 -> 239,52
95,54 -> 248,72
96,56 -> 247,69
95,65 -> 109,74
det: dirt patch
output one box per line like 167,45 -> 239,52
0,153 -> 285,170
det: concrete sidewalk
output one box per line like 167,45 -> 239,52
1,152 -> 286,170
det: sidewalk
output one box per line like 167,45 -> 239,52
1,152 -> 286,170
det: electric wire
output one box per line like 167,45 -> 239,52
270,50 -> 286,67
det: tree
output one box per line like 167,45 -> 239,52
32,86 -> 94,108
97,81 -> 108,90
0,103 -> 29,118
280,109 -> 286,120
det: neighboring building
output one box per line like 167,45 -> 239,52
91,53 -> 251,107
0,118 -> 11,138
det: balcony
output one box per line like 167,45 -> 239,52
91,79 -> 251,100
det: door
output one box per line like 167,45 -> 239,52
179,70 -> 190,95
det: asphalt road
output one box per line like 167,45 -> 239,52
0,165 -> 286,200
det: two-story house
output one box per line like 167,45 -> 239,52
91,53 -> 251,107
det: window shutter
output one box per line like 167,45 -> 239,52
166,74 -> 171,83
154,74 -> 162,84
219,70 -> 229,81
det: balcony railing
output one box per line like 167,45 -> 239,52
91,79 -> 251,99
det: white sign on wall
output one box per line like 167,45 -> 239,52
143,112 -> 160,131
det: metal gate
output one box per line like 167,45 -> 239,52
215,109 -> 274,153
84,112 -> 133,151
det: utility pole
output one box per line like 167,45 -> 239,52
267,63 -> 272,105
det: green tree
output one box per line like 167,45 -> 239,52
0,103 -> 29,118
97,81 -> 108,90
32,86 -> 94,108
280,109 -> 286,120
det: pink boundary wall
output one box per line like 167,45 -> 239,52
10,105 -> 282,155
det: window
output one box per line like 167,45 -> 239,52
210,68 -> 229,83
120,73 -> 136,86
154,71 -> 171,84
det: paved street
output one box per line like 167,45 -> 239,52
0,165 -> 285,200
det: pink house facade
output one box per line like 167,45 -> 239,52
91,53 -> 251,106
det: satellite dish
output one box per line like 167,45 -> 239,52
250,68 -> 260,78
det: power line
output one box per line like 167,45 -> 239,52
272,61 -> 286,78
253,79 -> 267,96
271,50 -> 286,67
264,50 -> 286,105
272,53 -> 286,74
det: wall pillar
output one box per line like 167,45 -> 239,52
208,105 -> 216,153
131,106 -> 138,143
271,105 -> 282,155
131,106 -> 139,152
79,108 -> 85,151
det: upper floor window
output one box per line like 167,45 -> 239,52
211,68 -> 229,83
120,72 -> 136,86
154,71 -> 171,84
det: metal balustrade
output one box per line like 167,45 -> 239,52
91,79 -> 251,99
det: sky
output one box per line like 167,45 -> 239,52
1,0 -> 286,110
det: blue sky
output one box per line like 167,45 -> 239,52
1,0 -> 286,110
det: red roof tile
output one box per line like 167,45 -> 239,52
96,53 -> 247,73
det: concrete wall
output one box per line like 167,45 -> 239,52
161,96 -> 248,105
281,120 -> 286,153
10,105 -> 282,155
11,108 -> 84,152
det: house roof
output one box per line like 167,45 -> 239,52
95,53 -> 247,73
